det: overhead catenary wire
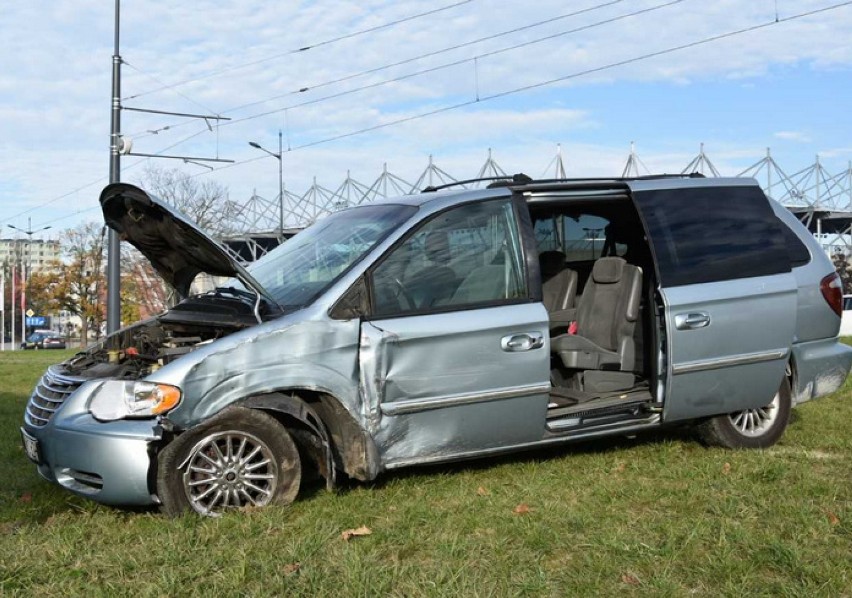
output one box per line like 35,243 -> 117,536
121,0 -> 475,103
32,144 -> 272,228
127,0 -> 631,140
122,59 -> 220,117
165,1 -> 852,177
218,0 -> 687,129
230,0 -> 630,114
19,0 -> 852,229
284,1 -> 852,151
0,126 -> 213,227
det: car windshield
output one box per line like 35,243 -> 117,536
246,203 -> 417,308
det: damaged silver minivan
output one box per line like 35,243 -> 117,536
21,176 -> 852,516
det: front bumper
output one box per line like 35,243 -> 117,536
791,337 -> 852,405
22,379 -> 162,507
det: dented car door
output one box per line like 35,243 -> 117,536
359,197 -> 551,466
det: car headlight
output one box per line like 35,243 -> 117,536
89,380 -> 182,421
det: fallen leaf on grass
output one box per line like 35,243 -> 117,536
476,486 -> 489,496
0,521 -> 23,535
513,503 -> 531,515
612,462 -> 626,473
621,572 -> 641,586
341,525 -> 372,541
721,462 -> 731,475
19,493 -> 32,503
281,562 -> 301,575
826,511 -> 840,526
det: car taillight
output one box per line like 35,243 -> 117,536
820,272 -> 843,317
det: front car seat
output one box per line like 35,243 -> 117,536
406,231 -> 459,307
539,250 -> 578,314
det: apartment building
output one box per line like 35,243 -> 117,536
0,238 -> 61,273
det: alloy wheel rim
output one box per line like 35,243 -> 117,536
727,391 -> 780,438
182,431 -> 278,516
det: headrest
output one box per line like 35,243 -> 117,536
425,231 -> 450,263
592,257 -> 626,284
538,250 -> 566,277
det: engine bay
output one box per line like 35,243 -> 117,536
59,290 -> 263,380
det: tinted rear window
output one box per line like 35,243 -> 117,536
778,218 -> 812,268
634,185 -> 791,287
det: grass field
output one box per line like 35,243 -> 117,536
1,349 -> 850,596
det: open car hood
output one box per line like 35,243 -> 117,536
99,183 -> 278,305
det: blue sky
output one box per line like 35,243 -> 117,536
0,0 -> 850,235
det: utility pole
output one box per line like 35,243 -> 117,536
106,0 -> 122,334
0,270 -> 4,351
8,217 -> 51,341
10,265 -> 15,351
104,2 -> 232,335
278,129 -> 284,239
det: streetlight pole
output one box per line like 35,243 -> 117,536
248,130 -> 285,242
278,129 -> 284,240
8,217 -> 51,343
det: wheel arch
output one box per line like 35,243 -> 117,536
240,390 -> 381,485
786,352 -> 801,405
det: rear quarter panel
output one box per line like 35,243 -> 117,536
771,201 -> 840,341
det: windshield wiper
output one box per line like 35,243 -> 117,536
212,286 -> 269,324
213,286 -> 256,301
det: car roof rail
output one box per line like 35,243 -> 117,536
422,172 -> 706,193
630,172 -> 706,181
421,173 -> 533,193
523,172 -> 706,185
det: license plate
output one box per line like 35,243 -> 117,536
20,429 -> 40,464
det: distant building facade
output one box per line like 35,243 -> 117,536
0,238 -> 61,273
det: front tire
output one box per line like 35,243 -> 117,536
695,378 -> 792,449
157,407 -> 301,517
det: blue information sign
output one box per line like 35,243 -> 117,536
26,316 -> 47,327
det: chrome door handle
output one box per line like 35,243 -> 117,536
501,332 -> 545,352
675,312 -> 711,330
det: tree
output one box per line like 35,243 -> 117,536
122,245 -> 168,319
54,223 -> 107,341
123,165 -> 237,316
26,261 -> 63,316
137,165 -> 239,237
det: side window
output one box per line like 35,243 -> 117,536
562,214 -> 626,260
634,185 -> 791,287
778,218 -> 811,268
371,199 -> 528,317
534,217 -> 560,252
533,214 -> 627,260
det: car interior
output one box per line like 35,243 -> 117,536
368,191 -> 662,429
527,196 -> 661,424
371,199 -> 527,316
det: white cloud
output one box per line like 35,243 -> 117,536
775,131 -> 813,143
820,147 -> 852,159
1,0 -> 851,230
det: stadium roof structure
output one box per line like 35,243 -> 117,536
214,144 -> 852,263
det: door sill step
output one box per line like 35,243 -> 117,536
547,412 -> 660,434
546,392 -> 658,433
547,389 -> 653,419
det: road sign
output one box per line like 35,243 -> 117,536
26,309 -> 35,317
26,316 -> 46,327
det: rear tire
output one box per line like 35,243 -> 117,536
695,377 -> 792,449
157,407 -> 301,517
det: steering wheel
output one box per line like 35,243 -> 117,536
392,277 -> 418,310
